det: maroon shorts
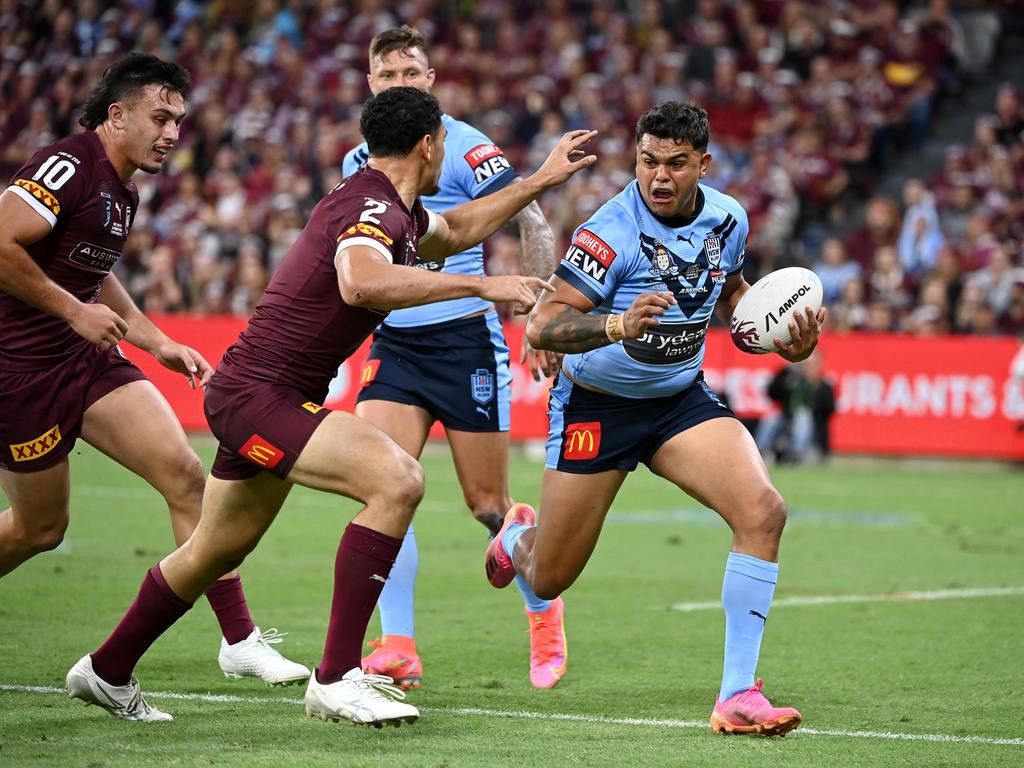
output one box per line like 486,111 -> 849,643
205,371 -> 333,481
0,346 -> 147,472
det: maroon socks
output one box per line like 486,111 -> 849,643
317,523 -> 402,684
205,575 -> 255,644
91,564 -> 193,686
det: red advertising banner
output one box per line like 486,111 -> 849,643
127,316 -> 1024,460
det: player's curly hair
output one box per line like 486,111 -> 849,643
361,86 -> 442,158
370,25 -> 429,62
635,102 -> 710,151
79,52 -> 191,130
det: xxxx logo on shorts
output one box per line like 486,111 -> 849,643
360,359 -> 380,387
13,179 -> 61,216
239,434 -> 284,469
301,402 -> 324,414
10,425 -> 62,462
562,422 -> 601,460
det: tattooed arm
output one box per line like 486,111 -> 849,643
505,198 -> 563,379
526,275 -> 676,354
505,199 -> 556,280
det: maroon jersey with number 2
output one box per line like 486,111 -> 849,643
206,167 -> 436,480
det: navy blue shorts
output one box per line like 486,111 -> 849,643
355,311 -> 511,432
545,371 -> 735,473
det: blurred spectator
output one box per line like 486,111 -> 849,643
754,353 -> 836,465
830,277 -> 869,332
0,0 -> 1015,328
993,84 -> 1024,146
966,244 -> 1024,317
845,196 -> 900,270
814,237 -> 862,304
897,178 -> 945,278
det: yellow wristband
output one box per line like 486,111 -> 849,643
605,313 -> 626,342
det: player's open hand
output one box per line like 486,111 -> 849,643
535,130 -> 598,188
774,305 -> 827,363
69,302 -> 128,351
480,275 -> 555,316
621,291 -> 676,338
155,341 -> 214,389
520,334 -> 562,381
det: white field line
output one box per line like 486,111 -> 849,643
1,684 -> 1021,747
671,586 -> 1024,613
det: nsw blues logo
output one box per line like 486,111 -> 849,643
704,235 -> 722,269
470,369 -> 494,404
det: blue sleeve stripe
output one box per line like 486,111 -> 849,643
472,168 -> 518,199
727,264 -> 745,276
555,264 -> 604,306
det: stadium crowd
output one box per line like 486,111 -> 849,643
1,0 -> 1021,335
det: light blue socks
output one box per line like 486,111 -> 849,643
378,526 -> 418,637
502,520 -> 549,613
719,552 -> 778,701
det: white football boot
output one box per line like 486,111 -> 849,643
305,667 -> 419,727
66,654 -> 172,722
218,626 -> 311,686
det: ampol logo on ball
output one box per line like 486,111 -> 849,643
129,316 -> 1024,460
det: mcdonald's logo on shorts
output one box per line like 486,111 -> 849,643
239,434 -> 284,469
9,424 -> 62,462
360,359 -> 381,388
562,422 -> 601,460
301,402 -> 324,414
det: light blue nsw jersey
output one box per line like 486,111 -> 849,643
555,182 -> 748,398
342,114 -> 518,328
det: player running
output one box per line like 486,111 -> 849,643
343,25 -> 567,691
0,53 -> 307,688
484,102 -> 825,736
66,86 -> 596,726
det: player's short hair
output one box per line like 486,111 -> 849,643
635,102 -> 710,151
361,86 -> 442,158
79,52 -> 191,130
370,25 -> 429,62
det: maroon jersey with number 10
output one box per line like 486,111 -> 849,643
0,132 -> 139,372
216,166 -> 434,397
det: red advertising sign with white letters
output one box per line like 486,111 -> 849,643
126,317 -> 1024,460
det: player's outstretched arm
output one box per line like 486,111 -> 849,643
338,245 -> 554,315
504,199 -> 561,380
97,273 -> 213,388
419,130 -> 597,261
527,276 -> 676,354
0,190 -> 128,349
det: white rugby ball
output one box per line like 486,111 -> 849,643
730,267 -> 823,354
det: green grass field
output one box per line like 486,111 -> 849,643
1,438 -> 1022,767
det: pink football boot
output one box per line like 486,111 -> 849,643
710,679 -> 802,736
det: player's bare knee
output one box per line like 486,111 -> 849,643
23,510 -> 70,553
730,487 -> 787,545
378,455 -> 424,513
751,488 -> 788,541
159,451 -> 206,507
530,566 -> 573,601
532,576 -> 567,602
465,493 -> 505,536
